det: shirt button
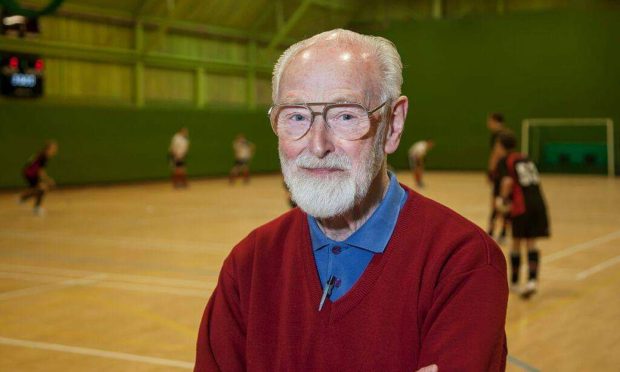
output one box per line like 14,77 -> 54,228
334,278 -> 342,288
331,246 -> 342,254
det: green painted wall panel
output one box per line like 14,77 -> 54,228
379,10 -> 620,172
0,103 -> 277,187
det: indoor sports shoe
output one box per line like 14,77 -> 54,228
521,280 -> 538,299
33,206 -> 46,217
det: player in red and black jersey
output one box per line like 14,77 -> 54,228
495,130 -> 549,299
487,113 -> 509,243
19,141 -> 58,216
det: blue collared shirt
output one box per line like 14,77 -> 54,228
308,172 -> 408,301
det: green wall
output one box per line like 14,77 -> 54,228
0,103 -> 277,187
381,10 -> 619,172
1,10 -> 618,188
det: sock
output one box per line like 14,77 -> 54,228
510,251 -> 521,284
33,189 -> 45,207
528,249 -> 540,281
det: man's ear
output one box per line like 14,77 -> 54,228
384,96 -> 409,154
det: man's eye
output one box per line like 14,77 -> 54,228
335,113 -> 359,122
282,112 -> 308,123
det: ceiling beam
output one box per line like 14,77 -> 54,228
275,0 -> 285,31
20,0 -> 132,22
176,0 -> 208,22
134,0 -> 158,17
250,1 -> 275,34
267,0 -> 314,51
18,0 -> 296,46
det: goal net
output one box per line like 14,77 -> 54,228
521,118 -> 615,176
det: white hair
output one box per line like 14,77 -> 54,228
271,29 -> 403,104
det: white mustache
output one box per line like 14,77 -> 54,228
294,153 -> 352,170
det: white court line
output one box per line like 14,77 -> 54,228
0,271 -> 70,283
0,263 -> 212,288
94,281 -> 208,297
0,274 -> 106,301
0,266 -> 212,299
576,254 -> 620,281
545,230 -> 620,263
0,272 -> 208,298
0,336 -> 193,369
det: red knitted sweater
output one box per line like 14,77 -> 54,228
195,186 -> 508,371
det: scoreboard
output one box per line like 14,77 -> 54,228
1,52 -> 44,97
1,8 -> 43,98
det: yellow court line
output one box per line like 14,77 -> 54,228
0,274 -> 106,301
81,291 -> 199,338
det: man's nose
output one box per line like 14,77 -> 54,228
306,116 -> 335,159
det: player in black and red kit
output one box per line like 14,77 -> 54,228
19,141 -> 58,216
495,131 -> 549,299
487,113 -> 509,243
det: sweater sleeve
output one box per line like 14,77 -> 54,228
417,241 -> 508,371
194,261 -> 246,372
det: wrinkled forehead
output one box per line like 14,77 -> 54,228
278,42 -> 381,103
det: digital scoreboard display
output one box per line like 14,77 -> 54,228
1,9 -> 43,98
1,53 -> 44,98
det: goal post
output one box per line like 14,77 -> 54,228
521,118 -> 615,177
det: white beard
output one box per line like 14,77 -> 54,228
279,133 -> 385,219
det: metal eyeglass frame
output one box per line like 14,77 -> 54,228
267,100 -> 388,140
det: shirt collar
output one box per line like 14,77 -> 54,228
308,172 -> 407,253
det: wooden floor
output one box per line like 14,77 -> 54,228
0,171 -> 618,371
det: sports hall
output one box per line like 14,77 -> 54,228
0,1 -> 618,371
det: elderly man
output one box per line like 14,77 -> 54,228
195,29 -> 508,371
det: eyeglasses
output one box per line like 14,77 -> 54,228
268,101 -> 387,141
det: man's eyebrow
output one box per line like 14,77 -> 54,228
277,96 -> 365,105
326,96 -> 362,103
303,96 -> 364,105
